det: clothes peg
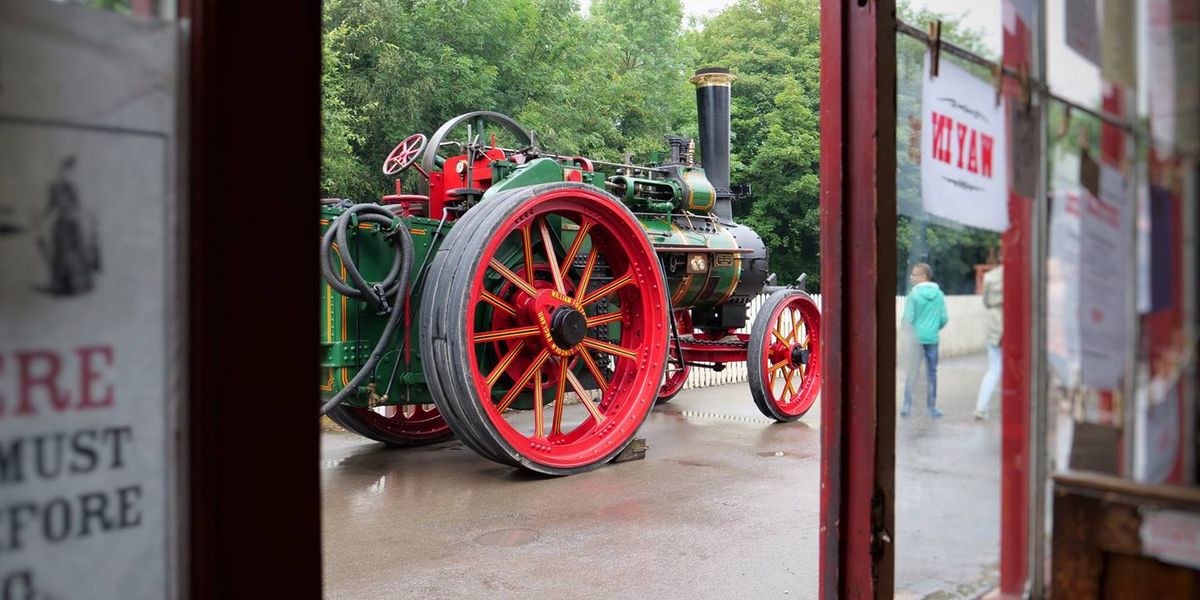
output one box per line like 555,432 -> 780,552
1056,105 -> 1072,141
993,64 -> 1004,107
928,20 -> 942,78
1018,63 -> 1032,110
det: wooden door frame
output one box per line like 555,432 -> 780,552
181,2 -> 323,598
819,0 -> 898,597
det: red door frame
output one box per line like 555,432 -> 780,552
819,0 -> 897,597
999,12 -> 1033,596
182,1 -> 323,597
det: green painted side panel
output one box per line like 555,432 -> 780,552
682,168 -> 716,212
481,157 -> 606,200
320,208 -> 445,407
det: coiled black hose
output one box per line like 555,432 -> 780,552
319,202 -> 413,415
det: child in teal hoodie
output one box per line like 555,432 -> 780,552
901,263 -> 949,417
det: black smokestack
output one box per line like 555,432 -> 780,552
691,67 -> 735,221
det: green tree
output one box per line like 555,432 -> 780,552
320,0 -> 696,198
692,0 -> 823,288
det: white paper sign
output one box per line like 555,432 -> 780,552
1047,190 -> 1082,387
0,1 -> 177,598
1141,509 -> 1200,570
1134,374 -> 1181,484
921,53 -> 1009,232
1079,166 -> 1129,390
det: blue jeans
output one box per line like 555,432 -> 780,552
903,343 -> 939,413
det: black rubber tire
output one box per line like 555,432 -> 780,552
748,288 -> 818,422
419,182 -> 667,475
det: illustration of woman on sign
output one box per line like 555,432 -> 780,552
37,156 -> 101,296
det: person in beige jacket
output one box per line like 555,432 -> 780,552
974,263 -> 1003,420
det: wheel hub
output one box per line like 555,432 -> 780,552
526,288 -> 588,356
550,306 -> 587,349
790,344 -> 809,367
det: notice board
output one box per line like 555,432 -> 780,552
0,1 -> 179,598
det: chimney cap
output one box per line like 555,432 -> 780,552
691,67 -> 736,87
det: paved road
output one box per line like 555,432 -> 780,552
322,354 -> 999,599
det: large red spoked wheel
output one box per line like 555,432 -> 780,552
420,182 -> 668,475
657,310 -> 692,404
747,288 -> 821,422
325,403 -> 453,446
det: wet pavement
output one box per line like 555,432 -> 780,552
322,354 -> 999,599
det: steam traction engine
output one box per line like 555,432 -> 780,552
319,68 -> 821,475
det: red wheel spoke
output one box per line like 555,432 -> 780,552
496,350 -> 550,413
581,272 -> 633,306
473,325 -> 541,344
481,290 -> 517,317
573,248 -> 599,303
559,221 -> 593,276
485,341 -> 526,388
537,218 -> 567,294
533,369 -> 545,438
565,369 -> 606,424
578,351 -> 609,394
581,337 -> 638,360
521,225 -> 535,283
551,358 -> 568,436
585,311 -> 623,328
783,368 -> 797,398
489,258 -> 539,298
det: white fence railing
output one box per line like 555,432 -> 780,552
679,292 -> 987,392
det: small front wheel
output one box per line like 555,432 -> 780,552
747,289 -> 821,422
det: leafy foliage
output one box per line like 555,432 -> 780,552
321,0 -> 695,201
692,0 -> 822,288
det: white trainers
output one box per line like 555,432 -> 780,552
973,410 -> 987,421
